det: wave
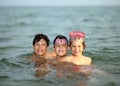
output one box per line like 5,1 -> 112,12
2,22 -> 29,28
0,37 -> 12,42
0,58 -> 22,68
0,75 -> 9,80
0,46 -> 27,50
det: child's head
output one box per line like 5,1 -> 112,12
69,31 -> 86,48
33,33 -> 50,56
69,31 -> 86,56
33,33 -> 50,46
53,35 -> 68,57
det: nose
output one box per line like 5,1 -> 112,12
75,46 -> 79,52
38,44 -> 42,48
60,45 -> 64,48
59,45 -> 64,49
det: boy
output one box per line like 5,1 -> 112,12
31,33 -> 56,62
30,33 -> 55,77
53,35 -> 68,60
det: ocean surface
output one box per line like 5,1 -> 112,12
0,6 -> 120,86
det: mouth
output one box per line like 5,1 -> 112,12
37,49 -> 44,53
58,50 -> 64,52
73,52 -> 80,55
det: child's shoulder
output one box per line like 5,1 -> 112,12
46,52 -> 56,59
59,55 -> 72,62
82,56 -> 92,65
83,55 -> 91,59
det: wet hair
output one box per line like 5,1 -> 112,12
32,33 -> 50,46
82,41 -> 86,49
53,35 -> 68,46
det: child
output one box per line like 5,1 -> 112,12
50,35 -> 69,67
29,33 -> 56,75
30,33 -> 56,62
51,35 -> 72,77
53,35 -> 69,60
60,31 -> 92,66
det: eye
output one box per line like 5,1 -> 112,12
62,44 -> 67,47
41,44 -> 46,46
35,43 -> 40,46
71,45 -> 75,48
55,44 -> 60,47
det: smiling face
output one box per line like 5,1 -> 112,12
33,39 -> 48,57
54,42 -> 68,57
71,39 -> 84,56
54,38 -> 68,57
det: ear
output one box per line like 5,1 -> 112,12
53,46 -> 55,51
84,44 -> 86,49
53,46 -> 57,53
68,45 -> 71,50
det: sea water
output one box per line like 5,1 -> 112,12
0,6 -> 120,86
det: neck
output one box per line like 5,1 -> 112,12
56,55 -> 66,59
34,53 -> 46,58
56,56 -> 61,60
73,53 -> 82,57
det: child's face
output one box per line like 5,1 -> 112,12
54,41 -> 68,57
71,39 -> 84,56
33,39 -> 48,56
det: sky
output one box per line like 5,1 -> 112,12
0,0 -> 120,6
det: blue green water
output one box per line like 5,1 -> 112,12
0,6 -> 120,86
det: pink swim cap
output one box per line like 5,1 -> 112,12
69,31 -> 85,39
55,38 -> 67,45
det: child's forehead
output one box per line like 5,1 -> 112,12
55,43 -> 67,46
35,39 -> 46,43
55,38 -> 67,45
72,38 -> 84,43
71,39 -> 83,45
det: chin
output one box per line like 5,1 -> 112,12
59,54 -> 64,57
73,54 -> 79,56
36,53 -> 43,56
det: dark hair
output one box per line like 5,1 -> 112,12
32,33 -> 50,46
53,35 -> 68,46
82,41 -> 86,49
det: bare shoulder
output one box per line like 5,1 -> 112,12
59,55 -> 72,62
83,56 -> 92,65
84,56 -> 92,60
46,52 -> 56,59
